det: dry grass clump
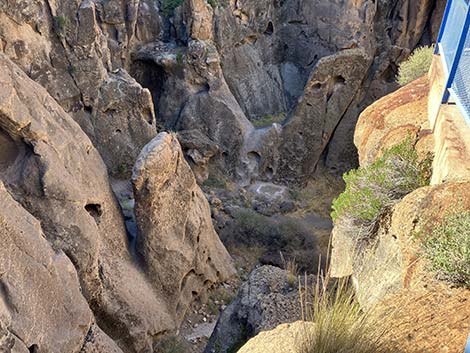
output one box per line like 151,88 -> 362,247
298,268 -> 391,353
281,253 -> 299,287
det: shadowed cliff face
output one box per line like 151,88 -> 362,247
0,0 -> 445,184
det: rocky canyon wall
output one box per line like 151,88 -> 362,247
0,0 -> 445,184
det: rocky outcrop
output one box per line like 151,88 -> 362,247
238,321 -> 315,353
0,0 -> 444,183
330,74 -> 470,352
0,0 -> 157,177
0,181 -> 95,353
354,76 -> 433,166
0,52 -> 168,352
132,132 -> 236,324
205,266 -> 300,353
278,49 -> 372,181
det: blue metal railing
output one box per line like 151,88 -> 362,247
435,0 -> 470,125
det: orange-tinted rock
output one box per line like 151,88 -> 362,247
355,76 -> 432,165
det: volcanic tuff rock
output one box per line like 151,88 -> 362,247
0,181 -> 94,353
0,53 -> 174,352
237,321 -> 315,353
132,132 -> 236,324
0,0 -> 444,183
0,53 -> 232,352
0,0 -> 157,178
330,76 -> 470,352
205,266 -> 300,353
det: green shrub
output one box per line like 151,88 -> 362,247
396,46 -> 434,86
228,209 -> 317,272
422,211 -> 470,287
332,138 -> 432,241
153,335 -> 189,353
162,0 -> 184,16
207,0 -> 229,8
252,112 -> 286,128
175,51 -> 184,65
203,176 -> 228,189
53,16 -> 66,37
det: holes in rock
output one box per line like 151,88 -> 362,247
84,105 -> 92,114
85,203 -> 103,224
28,345 -> 38,353
326,75 -> 347,102
247,151 -> 261,178
333,75 -> 346,86
312,82 -> 322,91
265,166 -> 274,179
0,127 -> 20,171
192,291 -> 198,297
146,110 -> 154,125
264,21 -> 274,35
115,129 -> 122,134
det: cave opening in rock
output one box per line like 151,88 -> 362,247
28,345 -> 38,353
130,60 -> 166,125
85,203 -> 103,224
265,21 -> 274,35
0,127 -> 20,172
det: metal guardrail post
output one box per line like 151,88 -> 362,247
435,0 -> 454,54
442,0 -> 470,104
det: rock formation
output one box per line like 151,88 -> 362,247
0,0 -> 445,183
330,74 -> 470,352
0,0 -> 450,352
0,53 -> 233,352
205,266 -> 300,353
132,132 -> 236,324
237,321 -> 315,353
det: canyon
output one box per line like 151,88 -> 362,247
0,0 -> 462,353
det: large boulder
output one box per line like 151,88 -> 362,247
278,49 -> 372,182
205,266 -> 300,353
0,53 -> 173,352
238,321 -> 315,353
132,132 -> 236,325
354,76 -> 432,166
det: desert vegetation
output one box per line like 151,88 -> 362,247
298,272 -> 390,353
162,0 -> 185,16
396,45 -> 434,86
332,138 -> 432,242
252,112 -> 286,128
421,211 -> 470,287
225,208 -> 317,272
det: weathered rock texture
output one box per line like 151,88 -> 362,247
0,181 -> 94,353
354,76 -> 433,166
205,266 -> 300,353
132,132 -> 236,324
0,53 -> 231,352
238,321 -> 315,353
0,52 -> 171,352
0,0 -> 444,183
0,0 -> 157,177
331,76 -> 470,352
